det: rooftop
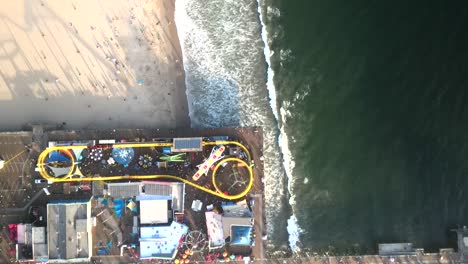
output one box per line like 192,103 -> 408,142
32,227 -> 47,261
107,182 -> 141,198
205,212 -> 224,249
107,181 -> 185,211
47,200 -> 91,261
172,137 -> 203,152
139,222 -> 188,259
222,216 -> 252,238
140,199 -> 169,225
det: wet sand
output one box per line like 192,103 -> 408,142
0,0 -> 189,131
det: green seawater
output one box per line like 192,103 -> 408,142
268,1 -> 468,253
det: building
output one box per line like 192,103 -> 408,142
139,222 -> 188,259
105,181 -> 188,260
32,227 -> 48,262
47,200 -> 92,263
15,224 -> 32,261
378,243 -> 415,256
106,181 -> 185,212
204,199 -> 255,253
13,199 -> 92,263
139,199 -> 171,225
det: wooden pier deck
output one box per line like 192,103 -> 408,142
231,252 -> 460,264
3,128 -> 465,264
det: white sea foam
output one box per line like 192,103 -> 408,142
257,0 -> 303,252
279,107 -> 295,193
279,49 -> 294,67
267,6 -> 281,19
175,0 -> 289,243
287,215 -> 303,251
279,103 -> 301,252
257,1 -> 278,121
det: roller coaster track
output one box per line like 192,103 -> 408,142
36,141 -> 253,200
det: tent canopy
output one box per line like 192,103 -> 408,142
46,150 -> 71,163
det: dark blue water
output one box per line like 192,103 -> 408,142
267,0 -> 468,253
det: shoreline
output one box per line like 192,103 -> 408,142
162,0 -> 190,128
0,0 -> 190,131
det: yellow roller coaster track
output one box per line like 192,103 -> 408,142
37,141 -> 253,200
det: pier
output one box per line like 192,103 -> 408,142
1,127 -> 467,264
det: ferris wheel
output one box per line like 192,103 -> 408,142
183,230 -> 207,252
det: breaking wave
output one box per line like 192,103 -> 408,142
175,0 -> 295,248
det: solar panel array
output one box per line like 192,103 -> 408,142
172,137 -> 203,152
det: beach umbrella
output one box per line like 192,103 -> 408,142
184,249 -> 190,255
225,257 -> 231,262
182,254 -> 187,259
222,252 -> 228,257
184,259 -> 190,263
174,259 -> 180,264
230,255 -> 235,260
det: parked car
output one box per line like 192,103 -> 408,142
34,179 -> 47,184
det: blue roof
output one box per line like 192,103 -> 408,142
231,225 -> 252,245
46,150 -> 71,163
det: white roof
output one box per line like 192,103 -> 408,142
32,227 -> 46,244
139,222 -> 188,259
205,212 -> 224,248
33,243 -> 48,259
140,200 -> 168,224
17,224 -> 32,245
32,227 -> 48,259
47,202 -> 90,260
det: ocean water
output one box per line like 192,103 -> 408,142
176,0 -> 468,255
267,0 -> 468,253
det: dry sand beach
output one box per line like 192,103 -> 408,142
0,0 -> 189,131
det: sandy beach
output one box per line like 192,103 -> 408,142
0,0 -> 189,131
